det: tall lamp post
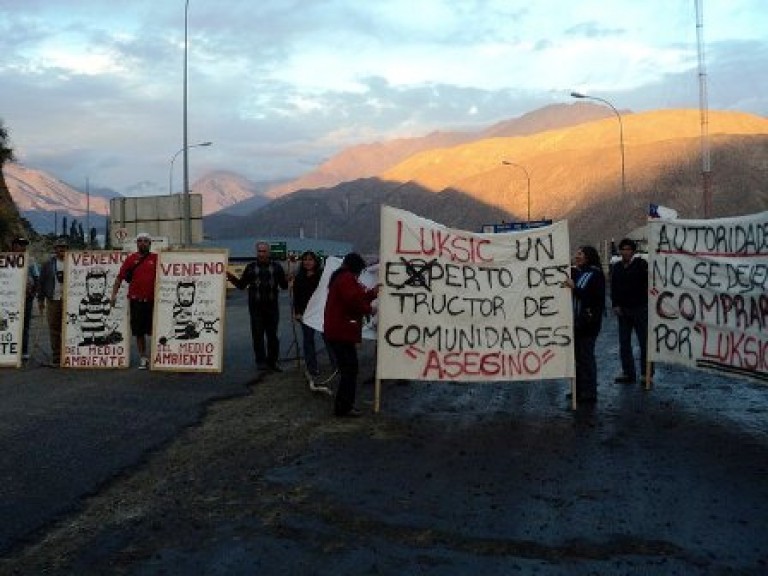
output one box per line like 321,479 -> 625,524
571,91 -> 626,196
502,160 -> 531,224
182,0 -> 191,246
169,141 -> 212,195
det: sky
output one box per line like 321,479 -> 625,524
1,0 -> 766,197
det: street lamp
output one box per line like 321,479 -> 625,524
571,91 -> 626,196
182,0 -> 191,246
502,160 -> 531,224
169,141 -> 212,195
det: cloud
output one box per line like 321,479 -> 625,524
564,22 -> 626,39
0,0 -> 766,198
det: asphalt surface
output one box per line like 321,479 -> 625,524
1,290 -> 767,574
0,291 -> 263,555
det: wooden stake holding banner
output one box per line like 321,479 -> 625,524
150,249 -> 229,373
644,362 -> 654,390
61,251 -> 130,369
570,377 -> 577,410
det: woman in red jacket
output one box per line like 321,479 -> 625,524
324,253 -> 379,417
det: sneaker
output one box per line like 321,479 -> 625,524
138,357 -> 149,370
22,354 -> 30,361
614,374 -> 635,384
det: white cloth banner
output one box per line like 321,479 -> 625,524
376,206 -> 574,382
648,211 -> 768,382
62,251 -> 131,369
0,252 -> 27,367
302,256 -> 379,340
151,250 -> 229,372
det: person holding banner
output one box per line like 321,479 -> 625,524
610,238 -> 649,384
564,245 -> 605,403
324,252 -> 379,418
110,232 -> 158,370
11,236 -> 38,361
227,241 -> 289,373
292,250 -> 334,382
38,237 -> 68,367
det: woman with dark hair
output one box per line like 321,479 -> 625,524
564,245 -> 606,403
324,253 -> 379,417
292,250 -> 327,380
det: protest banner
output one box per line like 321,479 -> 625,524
0,252 -> 27,367
648,211 -> 768,382
151,250 -> 228,372
61,251 -> 131,369
376,206 -> 574,382
302,256 -> 379,341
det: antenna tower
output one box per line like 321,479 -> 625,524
695,0 -> 712,217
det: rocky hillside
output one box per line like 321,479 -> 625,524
4,163 -> 111,216
206,109 -> 768,254
193,171 -> 272,215
4,165 -> 271,234
265,102 -> 614,199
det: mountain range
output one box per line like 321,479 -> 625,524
4,102 -> 614,230
4,103 -> 767,254
204,107 -> 768,254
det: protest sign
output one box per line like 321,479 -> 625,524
0,252 -> 26,367
648,211 -> 768,382
302,256 -> 379,340
151,250 -> 228,372
61,251 -> 131,368
376,206 -> 574,382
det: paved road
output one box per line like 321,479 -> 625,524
0,290 -> 296,554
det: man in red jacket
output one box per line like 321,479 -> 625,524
110,232 -> 158,369
323,253 -> 379,417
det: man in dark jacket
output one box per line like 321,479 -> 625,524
227,241 -> 288,372
610,238 -> 649,383
38,237 -> 67,366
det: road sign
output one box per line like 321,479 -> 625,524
270,241 -> 287,261
114,227 -> 129,243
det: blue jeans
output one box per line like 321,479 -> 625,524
617,306 -> 648,379
300,322 -> 319,375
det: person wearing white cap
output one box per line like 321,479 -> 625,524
110,232 -> 158,369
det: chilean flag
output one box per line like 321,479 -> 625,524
649,203 -> 678,219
